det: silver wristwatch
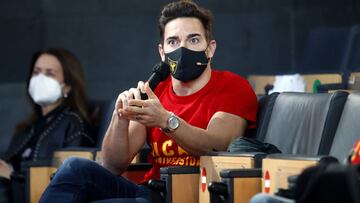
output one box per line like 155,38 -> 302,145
161,112 -> 180,133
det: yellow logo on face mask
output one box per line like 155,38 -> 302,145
168,58 -> 178,74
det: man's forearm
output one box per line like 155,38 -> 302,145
168,120 -> 224,156
168,113 -> 247,156
101,112 -> 130,174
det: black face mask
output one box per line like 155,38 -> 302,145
165,47 -> 209,82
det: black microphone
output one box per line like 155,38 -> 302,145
140,62 -> 170,100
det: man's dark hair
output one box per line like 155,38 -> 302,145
159,0 -> 213,43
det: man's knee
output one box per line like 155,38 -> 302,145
63,157 -> 95,169
54,157 -> 95,180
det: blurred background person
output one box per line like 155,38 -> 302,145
0,48 -> 96,203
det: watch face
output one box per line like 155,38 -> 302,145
168,115 -> 179,130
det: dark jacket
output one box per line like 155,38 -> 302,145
4,105 -> 95,171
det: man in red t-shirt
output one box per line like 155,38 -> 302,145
142,70 -> 257,182
40,1 -> 258,202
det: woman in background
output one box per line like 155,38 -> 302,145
0,48 -> 96,202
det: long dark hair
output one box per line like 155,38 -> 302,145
15,48 -> 91,134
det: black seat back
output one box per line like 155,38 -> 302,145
328,92 -> 360,162
263,91 -> 348,155
253,93 -> 279,142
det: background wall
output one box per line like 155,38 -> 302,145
1,0 -> 360,101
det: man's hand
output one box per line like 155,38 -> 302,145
119,82 -> 169,128
114,81 -> 147,126
0,160 -> 11,179
102,81 -> 148,174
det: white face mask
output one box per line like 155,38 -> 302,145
28,74 -> 63,106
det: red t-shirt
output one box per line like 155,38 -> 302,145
139,69 -> 258,184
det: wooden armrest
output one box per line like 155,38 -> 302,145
23,161 -> 57,203
53,147 -> 98,166
199,153 -> 266,203
159,166 -> 199,203
208,168 -> 262,203
23,149 -> 97,203
261,155 -> 337,194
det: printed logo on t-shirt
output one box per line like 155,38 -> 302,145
149,139 -> 200,166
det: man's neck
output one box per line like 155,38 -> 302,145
172,67 -> 212,96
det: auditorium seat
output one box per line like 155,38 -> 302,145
260,91 -> 348,194
208,91 -> 348,203
263,91 -> 348,155
218,92 -> 359,203
252,93 -> 280,142
262,93 -> 360,201
327,92 -> 360,162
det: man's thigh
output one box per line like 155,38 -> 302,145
43,157 -> 149,202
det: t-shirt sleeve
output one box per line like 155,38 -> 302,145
215,77 -> 258,128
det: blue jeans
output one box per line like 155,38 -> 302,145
40,157 -> 150,203
249,193 -> 295,203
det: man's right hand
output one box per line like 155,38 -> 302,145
0,160 -> 11,179
101,81 -> 148,174
114,81 -> 147,122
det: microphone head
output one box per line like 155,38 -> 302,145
152,62 -> 170,81
142,62 -> 170,99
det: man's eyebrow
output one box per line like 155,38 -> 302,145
166,36 -> 179,41
187,33 -> 201,39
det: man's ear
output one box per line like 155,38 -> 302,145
158,43 -> 165,62
206,40 -> 217,59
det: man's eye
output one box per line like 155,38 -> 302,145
168,40 -> 178,46
190,38 -> 200,44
